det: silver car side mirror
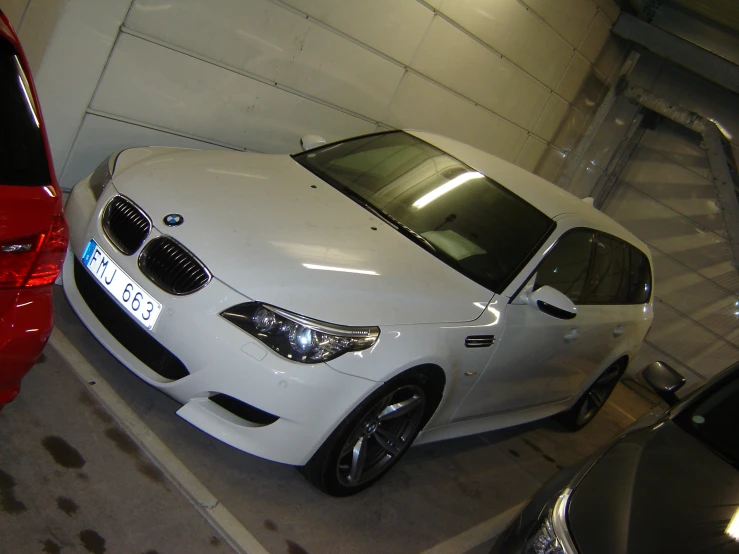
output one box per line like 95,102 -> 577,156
643,361 -> 686,406
301,134 -> 326,151
528,286 -> 577,320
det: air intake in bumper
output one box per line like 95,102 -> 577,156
73,257 -> 189,380
209,394 -> 279,426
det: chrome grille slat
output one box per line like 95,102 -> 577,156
139,236 -> 211,295
465,335 -> 495,348
102,196 -> 151,255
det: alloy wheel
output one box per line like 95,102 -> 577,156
577,364 -> 622,425
336,384 -> 426,487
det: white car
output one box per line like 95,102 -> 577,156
63,130 -> 653,496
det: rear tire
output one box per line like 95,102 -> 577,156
300,370 -> 438,497
556,361 -> 625,431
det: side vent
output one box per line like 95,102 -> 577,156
465,335 -> 495,348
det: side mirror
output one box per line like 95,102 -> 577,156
642,361 -> 686,406
301,134 -> 326,151
528,286 -> 577,320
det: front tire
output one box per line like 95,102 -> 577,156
301,372 -> 434,496
557,361 -> 625,431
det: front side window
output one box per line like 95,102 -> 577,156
535,229 -> 594,304
294,132 -> 554,293
0,37 -> 49,186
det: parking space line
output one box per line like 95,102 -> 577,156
50,328 -> 270,554
420,501 -> 526,554
609,401 -> 637,422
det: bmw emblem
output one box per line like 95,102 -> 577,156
163,213 -> 184,227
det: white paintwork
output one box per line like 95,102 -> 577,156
63,131 -> 653,467
300,135 -> 326,151
60,113 -> 231,189
528,285 -> 578,318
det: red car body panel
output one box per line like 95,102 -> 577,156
0,11 -> 67,410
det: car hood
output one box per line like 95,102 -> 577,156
110,147 -> 493,326
568,420 -> 739,554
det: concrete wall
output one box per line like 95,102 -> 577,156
2,0 -> 627,189
604,120 -> 739,388
0,0 -> 65,74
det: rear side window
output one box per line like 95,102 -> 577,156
535,229 -> 652,305
627,246 -> 652,303
588,235 -> 630,304
0,37 -> 50,185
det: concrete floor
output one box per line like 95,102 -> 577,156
0,288 -> 658,554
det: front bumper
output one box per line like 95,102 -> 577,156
62,177 -> 378,465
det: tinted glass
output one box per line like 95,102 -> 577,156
535,229 -> 593,304
0,38 -> 50,186
627,246 -> 652,303
587,234 -> 630,304
294,132 -> 554,293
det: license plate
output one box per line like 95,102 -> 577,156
82,239 -> 162,330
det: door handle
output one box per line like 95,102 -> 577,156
613,324 -> 624,338
563,328 -> 579,342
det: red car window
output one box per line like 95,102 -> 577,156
0,35 -> 51,186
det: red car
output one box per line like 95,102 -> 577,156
0,10 -> 68,411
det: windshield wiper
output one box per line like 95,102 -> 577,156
336,185 -> 437,253
379,211 -> 438,253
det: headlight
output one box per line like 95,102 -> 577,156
221,303 -> 380,363
89,151 -> 122,200
526,489 -> 576,554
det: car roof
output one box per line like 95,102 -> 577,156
406,130 -> 648,253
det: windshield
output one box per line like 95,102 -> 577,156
674,368 -> 739,466
0,37 -> 50,186
293,132 -> 554,293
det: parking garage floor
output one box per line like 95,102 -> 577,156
0,287 -> 658,554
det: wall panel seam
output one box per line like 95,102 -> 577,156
264,0 -> 406,68
655,297 -> 739,352
84,109 -> 247,151
415,3 -> 562,93
17,0 -> 32,30
638,143 -> 713,182
118,27 -> 382,127
514,0 -> 584,49
641,339 -> 707,380
119,27 -> 569,152
622,182 -> 731,244
577,7 -> 603,51
647,243 -> 739,298
60,18 -> 130,179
